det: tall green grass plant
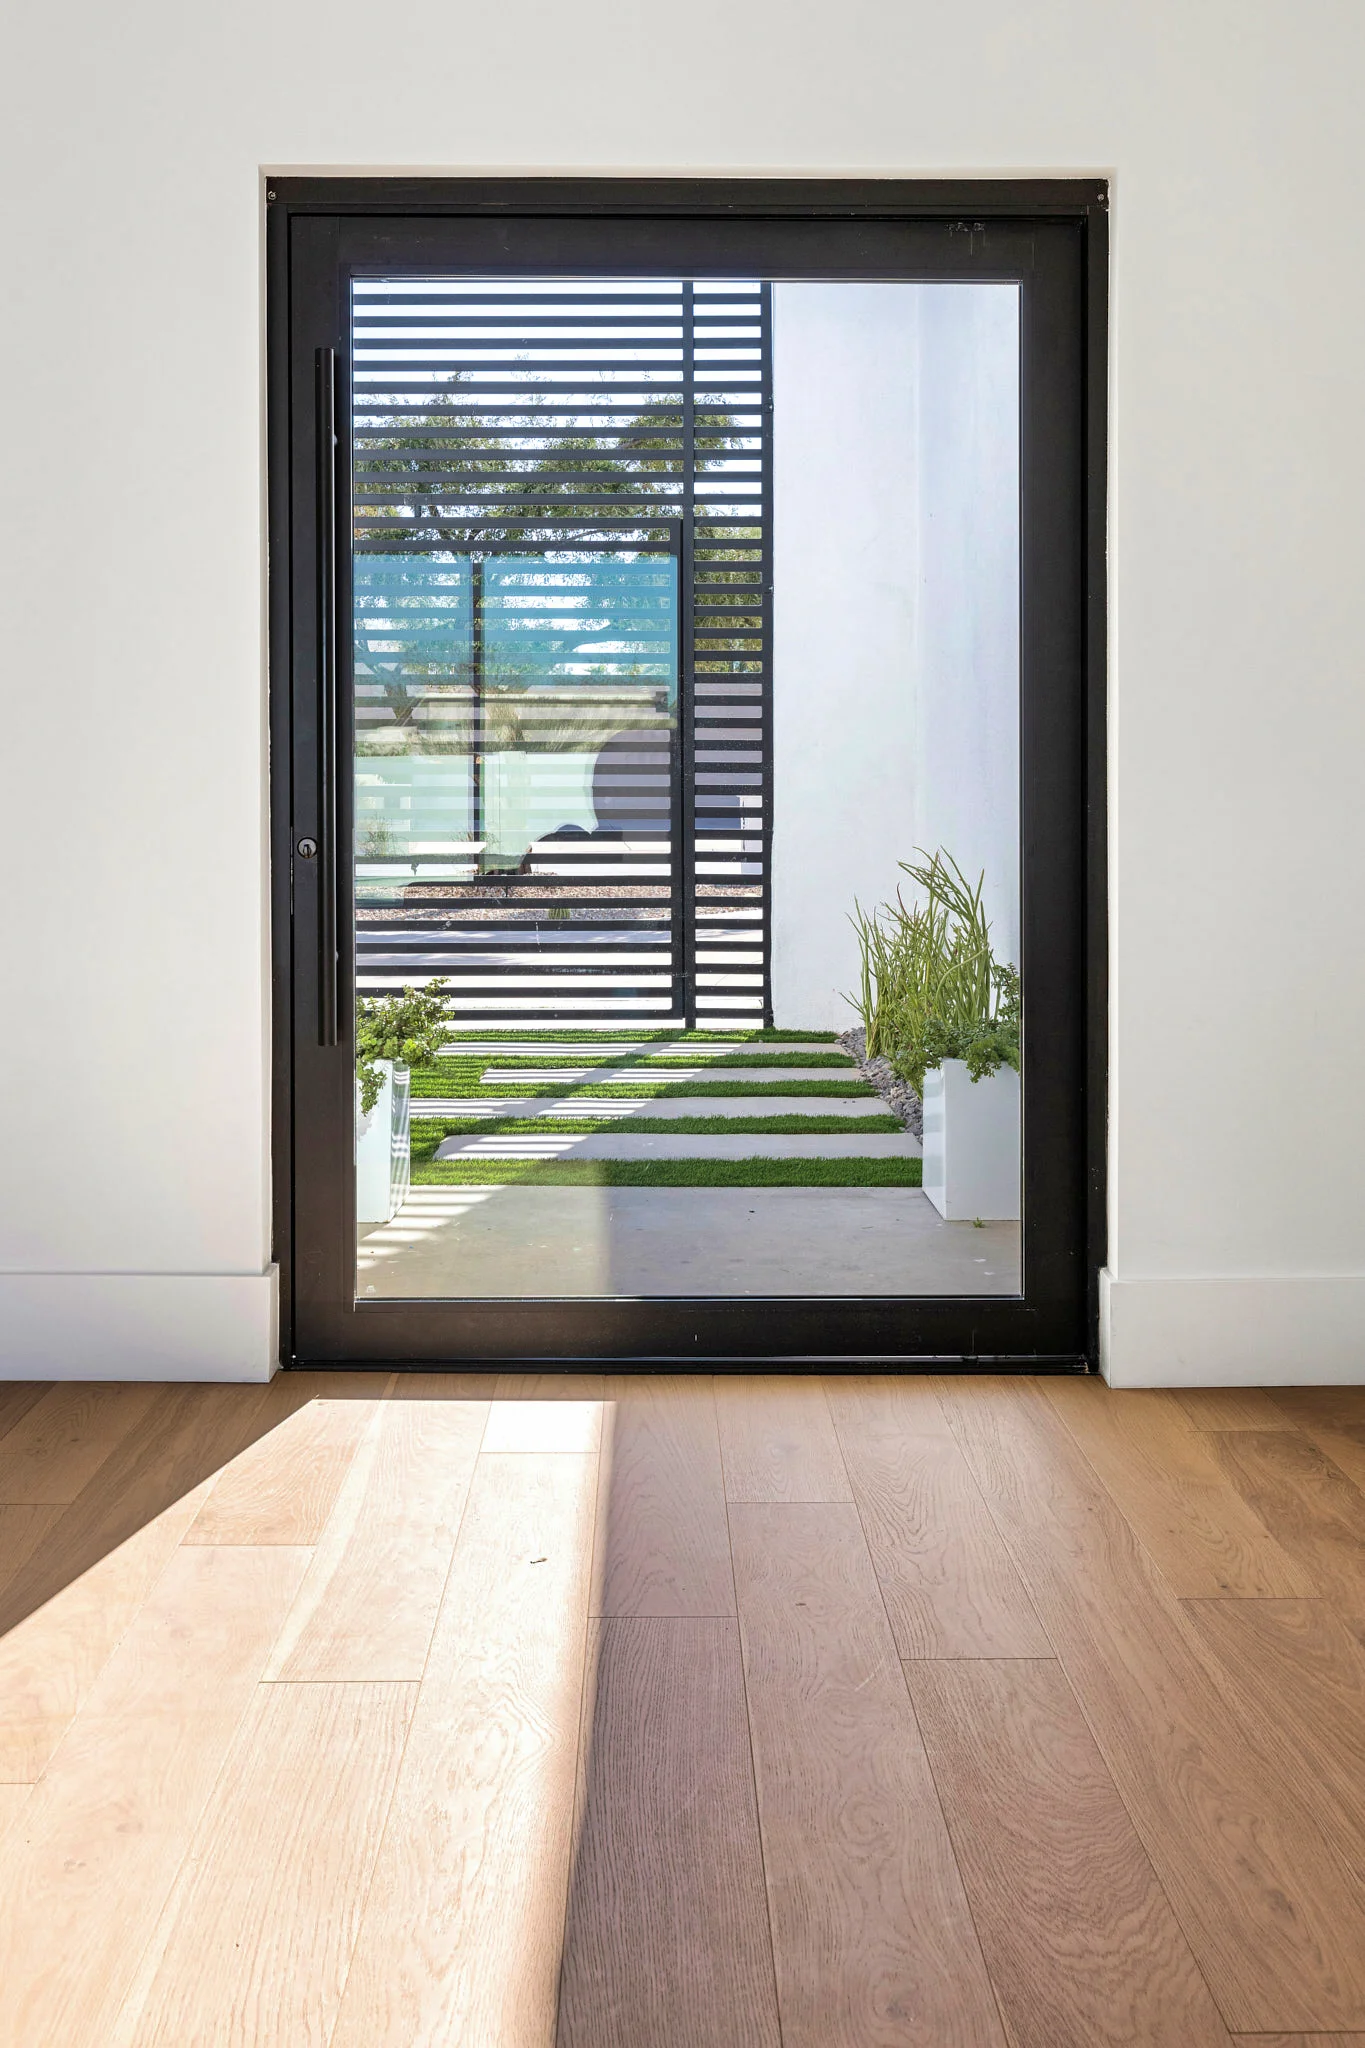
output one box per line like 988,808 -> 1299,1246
847,852 -> 1020,1095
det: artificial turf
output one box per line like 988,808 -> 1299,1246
477,1051 -> 856,1070
409,1156 -> 923,1188
411,1113 -> 903,1137
400,1025 -> 903,1188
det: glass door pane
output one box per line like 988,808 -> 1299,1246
348,276 -> 1023,1302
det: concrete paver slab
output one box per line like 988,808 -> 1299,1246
412,1095 -> 900,1121
433,1132 -> 921,1161
476,1065 -> 861,1086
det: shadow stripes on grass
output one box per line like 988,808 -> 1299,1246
408,1077 -> 878,1101
477,1052 -> 856,1070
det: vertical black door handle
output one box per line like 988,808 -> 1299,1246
316,346 -> 340,1047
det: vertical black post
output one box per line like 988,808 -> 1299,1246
315,346 -> 340,1047
758,283 -> 775,1027
471,553 -> 484,860
679,283 -> 697,1028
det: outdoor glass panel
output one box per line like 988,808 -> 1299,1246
350,278 -> 1021,1300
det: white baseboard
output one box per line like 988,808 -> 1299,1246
1100,1269 -> 1365,1387
0,1270 -> 279,1381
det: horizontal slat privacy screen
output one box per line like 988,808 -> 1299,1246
350,278 -> 773,1026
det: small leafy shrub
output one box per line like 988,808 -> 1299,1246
356,979 -> 451,1115
847,852 -> 1020,1096
359,819 -> 398,857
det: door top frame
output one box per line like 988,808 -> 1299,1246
266,175 -> 1109,221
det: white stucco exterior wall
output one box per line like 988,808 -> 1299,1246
911,286 -> 1021,971
771,284 -> 920,1032
3,0 -> 1363,1381
771,283 -> 1019,1032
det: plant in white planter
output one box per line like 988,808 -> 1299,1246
355,980 -> 449,1224
920,1057 -> 1020,1220
848,851 -> 1020,1220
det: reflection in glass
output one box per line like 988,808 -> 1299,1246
354,549 -> 677,891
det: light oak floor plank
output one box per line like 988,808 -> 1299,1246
826,1376 -> 1049,1658
184,1371 -> 392,1545
1234,2037 -> 1365,2046
936,1377 -> 1365,2033
557,1616 -> 782,2048
0,1545 -> 310,2048
9,1373 -> 1365,2047
1044,1380 -> 1314,1597
1294,1418 -> 1365,1495
0,1383 -> 50,1446
592,1375 -> 733,1616
906,1657 -> 1231,2048
1170,1389 -> 1290,1430
0,1383 -> 276,1628
265,1375 -> 490,1682
120,1678 -> 415,2048
1266,1392 -> 1365,1494
330,1451 -> 597,2048
0,1503 -> 65,1603
485,1373 -> 607,1453
730,1503 -> 1004,2048
1208,1429 -> 1365,1639
1271,1387 -> 1365,1427
0,1521 -> 205,1780
717,1375 -> 852,1501
0,1382 -> 160,1505
1183,1597 -> 1365,1883
0,1783 -> 31,1845
0,1385 -> 275,1777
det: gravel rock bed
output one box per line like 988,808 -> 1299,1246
838,1027 -> 923,1140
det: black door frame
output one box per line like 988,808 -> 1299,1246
267,177 -> 1108,1369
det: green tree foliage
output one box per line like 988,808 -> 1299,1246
354,372 -> 761,747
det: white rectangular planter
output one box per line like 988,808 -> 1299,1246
355,1060 -> 411,1224
921,1059 -> 1020,1220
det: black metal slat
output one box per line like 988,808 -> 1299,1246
351,278 -> 769,1024
352,292 -> 692,308
678,283 -> 696,1027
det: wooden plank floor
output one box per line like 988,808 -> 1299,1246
1,1373 -> 1364,2045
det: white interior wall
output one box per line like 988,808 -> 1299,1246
3,0 -> 1363,1382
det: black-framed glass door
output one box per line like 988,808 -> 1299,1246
269,183 -> 1106,1365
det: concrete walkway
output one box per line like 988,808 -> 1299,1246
358,1185 -> 1020,1296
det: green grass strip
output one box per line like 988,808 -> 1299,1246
411,1113 -> 903,1136
479,1052 -> 854,1071
410,1157 -> 923,1188
674,1028 -> 841,1043
409,1077 -> 878,1100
